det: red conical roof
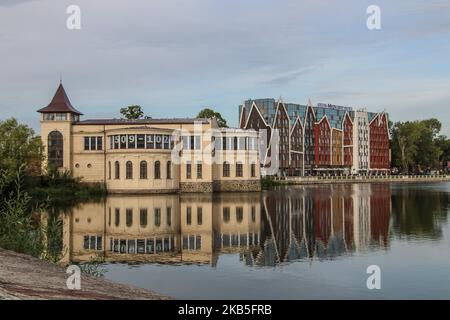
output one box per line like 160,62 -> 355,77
37,83 -> 83,115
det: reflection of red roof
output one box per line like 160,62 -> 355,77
37,84 -> 83,115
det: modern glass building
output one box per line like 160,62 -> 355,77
239,98 -> 390,176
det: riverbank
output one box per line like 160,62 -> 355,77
0,249 -> 170,300
276,175 -> 450,186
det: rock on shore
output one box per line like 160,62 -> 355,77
0,249 -> 170,300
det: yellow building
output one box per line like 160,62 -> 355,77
38,84 -> 261,193
53,193 -> 261,266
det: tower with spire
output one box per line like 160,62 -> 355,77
37,83 -> 83,171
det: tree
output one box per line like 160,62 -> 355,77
391,121 -> 420,173
0,118 -> 43,175
197,107 -> 228,128
435,135 -> 450,164
120,105 -> 146,120
391,118 -> 447,173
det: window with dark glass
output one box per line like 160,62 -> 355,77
236,207 -> 243,223
155,135 -> 162,149
137,135 -> 145,149
120,135 -> 127,149
84,137 -> 90,150
197,162 -> 202,179
115,161 -> 120,179
140,208 -> 148,227
90,137 -> 96,150
128,135 -> 136,148
108,161 -> 111,179
126,161 -> 133,179
113,135 -> 120,149
154,208 -> 161,227
166,207 -> 172,226
166,161 -> 171,179
186,162 -> 192,179
223,207 -> 230,223
126,209 -> 133,227
223,162 -> 230,177
190,136 -> 195,150
251,206 -> 256,222
146,134 -> 154,149
140,161 -> 148,179
236,162 -> 243,177
154,161 -> 161,179
186,207 -> 192,225
197,207 -> 202,225
163,135 -> 170,149
48,131 -> 64,167
115,208 -> 120,226
251,163 -> 256,177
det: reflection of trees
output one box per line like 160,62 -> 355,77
391,187 -> 448,240
42,208 -> 65,263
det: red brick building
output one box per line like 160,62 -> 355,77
369,113 -> 390,171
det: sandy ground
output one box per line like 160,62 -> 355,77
0,249 -> 170,300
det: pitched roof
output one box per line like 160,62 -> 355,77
37,83 -> 83,115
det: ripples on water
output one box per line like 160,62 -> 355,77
43,182 -> 450,299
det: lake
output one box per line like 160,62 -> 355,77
47,182 -> 450,299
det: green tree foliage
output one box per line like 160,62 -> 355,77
391,118 -> 449,173
0,118 -> 43,175
197,107 -> 228,128
0,166 -> 44,256
120,105 -> 147,119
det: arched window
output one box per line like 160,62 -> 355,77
48,131 -> 64,167
223,161 -> 230,177
140,161 -> 148,179
166,161 -> 171,179
126,161 -> 133,179
154,161 -> 161,179
114,161 -> 120,179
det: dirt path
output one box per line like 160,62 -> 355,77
0,249 -> 170,300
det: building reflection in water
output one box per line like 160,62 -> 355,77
254,184 -> 391,267
48,184 -> 392,267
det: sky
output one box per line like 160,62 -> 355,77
1,0 -> 449,135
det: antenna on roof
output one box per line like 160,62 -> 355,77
59,73 -> 62,84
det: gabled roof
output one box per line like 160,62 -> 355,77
37,83 -> 83,115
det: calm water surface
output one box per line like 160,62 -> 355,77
53,182 -> 450,299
